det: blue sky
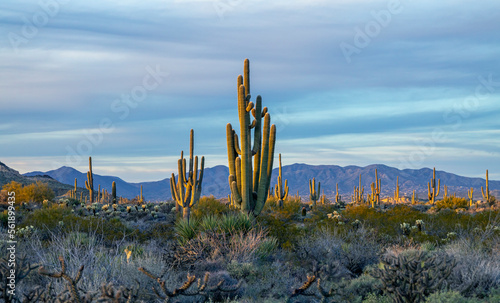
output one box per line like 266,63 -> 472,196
1,0 -> 499,182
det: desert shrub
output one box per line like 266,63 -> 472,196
444,236 -> 500,298
362,293 -> 392,303
19,206 -> 135,244
370,249 -> 456,303
175,218 -> 199,245
178,228 -> 274,266
424,291 -> 483,303
261,197 -> 302,221
2,181 -> 55,203
293,227 -> 380,281
322,274 -> 382,303
227,260 -> 296,301
191,196 -> 233,220
256,211 -> 304,250
436,197 -> 470,210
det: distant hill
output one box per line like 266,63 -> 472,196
20,162 -> 500,202
0,162 -> 75,196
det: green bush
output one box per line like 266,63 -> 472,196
174,218 -> 199,244
191,196 -> 233,220
436,197 -> 469,210
424,291 -> 482,303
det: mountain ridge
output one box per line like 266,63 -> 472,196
16,162 -> 499,202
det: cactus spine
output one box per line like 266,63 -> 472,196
274,154 -> 289,208
427,167 -> 440,204
112,181 -> 116,204
85,156 -> 94,203
226,59 -> 276,217
170,129 -> 205,222
309,178 -> 320,208
468,187 -> 474,207
481,170 -> 490,203
394,176 -> 400,203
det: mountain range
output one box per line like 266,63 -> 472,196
1,161 -> 498,202
0,162 -> 500,201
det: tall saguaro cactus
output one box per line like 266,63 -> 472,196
394,176 -> 400,203
427,167 -> 440,204
468,188 -> 474,208
274,154 -> 289,208
112,181 -> 116,204
309,178 -> 320,208
335,183 -> 341,204
170,129 -> 205,222
481,170 -> 490,203
226,59 -> 276,217
85,157 -> 94,203
353,174 -> 365,204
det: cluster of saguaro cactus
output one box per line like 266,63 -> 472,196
468,187 -> 474,207
69,178 -> 78,200
226,59 -> 276,217
309,178 -> 320,207
274,154 -> 289,208
85,156 -> 94,203
482,169 -> 491,203
427,167 -> 440,204
368,169 -> 381,208
352,174 -> 365,204
371,251 -> 456,303
394,176 -> 400,203
170,129 -> 205,222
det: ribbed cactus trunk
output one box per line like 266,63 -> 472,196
170,129 -> 205,223
309,178 -> 320,208
227,59 -> 276,217
468,188 -> 474,207
140,185 -> 144,203
481,170 -> 490,203
274,154 -> 289,208
394,176 -> 400,203
335,183 -> 341,204
427,167 -> 440,204
112,181 -> 116,204
85,157 -> 94,203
